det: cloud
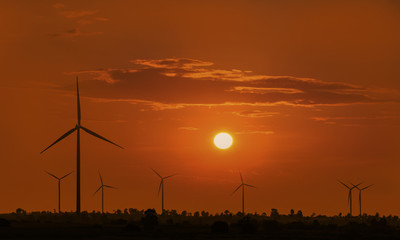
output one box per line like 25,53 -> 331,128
230,87 -> 304,94
51,5 -> 108,37
131,58 -> 213,69
61,10 -> 99,19
233,110 -> 279,118
60,58 -> 399,110
50,28 -> 102,38
178,127 -> 199,131
234,130 -> 275,135
77,17 -> 109,25
311,115 -> 400,126
53,3 -> 66,9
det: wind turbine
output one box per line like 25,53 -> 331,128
352,183 -> 373,216
40,77 -> 123,213
44,170 -> 73,213
232,173 -> 256,216
152,169 -> 177,215
93,171 -> 116,214
337,180 -> 361,216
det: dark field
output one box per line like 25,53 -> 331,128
1,209 -> 400,239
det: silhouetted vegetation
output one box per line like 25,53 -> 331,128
1,208 -> 400,239
211,221 -> 229,233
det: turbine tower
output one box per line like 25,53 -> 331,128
94,171 -> 116,214
152,169 -> 176,215
352,183 -> 373,216
44,170 -> 73,213
40,77 -> 123,213
232,173 -> 256,216
338,180 -> 361,216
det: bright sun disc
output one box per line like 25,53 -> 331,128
214,132 -> 233,149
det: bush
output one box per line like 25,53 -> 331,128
238,216 -> 258,233
112,218 -> 128,225
141,209 -> 158,231
262,220 -> 279,232
124,221 -> 142,232
0,218 -> 10,227
286,221 -> 305,229
211,221 -> 229,234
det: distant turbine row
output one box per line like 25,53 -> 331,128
338,180 -> 373,216
44,168 -> 255,214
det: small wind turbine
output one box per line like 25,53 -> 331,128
232,173 -> 256,216
93,171 -> 116,214
152,169 -> 177,215
352,183 -> 373,216
44,170 -> 73,213
338,180 -> 361,216
40,77 -> 123,213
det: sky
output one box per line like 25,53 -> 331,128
0,0 -> 400,216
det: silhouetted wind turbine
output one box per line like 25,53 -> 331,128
338,180 -> 361,216
93,171 -> 116,214
232,173 -> 256,216
352,183 -> 373,216
40,77 -> 123,213
45,170 -> 73,213
152,169 -> 177,215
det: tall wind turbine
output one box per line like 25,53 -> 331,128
352,183 -> 373,216
45,170 -> 73,213
338,180 -> 361,216
93,171 -> 116,214
40,77 -> 123,213
152,169 -> 176,215
232,173 -> 256,216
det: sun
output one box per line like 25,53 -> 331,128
214,132 -> 233,150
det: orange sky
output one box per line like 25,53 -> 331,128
1,0 -> 400,216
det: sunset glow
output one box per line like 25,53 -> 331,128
0,0 -> 399,218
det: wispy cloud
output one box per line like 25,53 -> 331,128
49,28 -> 102,38
311,114 -> 400,126
52,3 -> 66,9
50,4 -> 108,37
234,130 -> 275,135
60,10 -> 99,19
178,127 -> 199,131
58,58 -> 400,111
233,110 -> 279,118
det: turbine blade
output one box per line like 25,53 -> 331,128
152,168 -> 162,178
232,184 -> 243,195
350,183 -> 361,190
158,181 -> 162,195
244,184 -> 256,188
164,174 -> 177,179
104,185 -> 117,189
240,172 -> 243,184
77,76 -> 81,125
60,171 -> 73,180
40,127 -> 77,154
44,171 -> 59,180
80,126 -> 123,149
99,171 -> 103,185
350,182 -> 362,189
337,180 -> 350,189
361,184 -> 374,190
93,186 -> 102,196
